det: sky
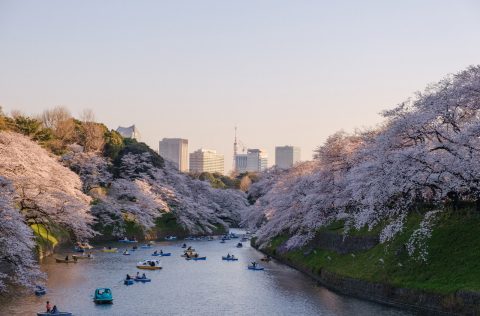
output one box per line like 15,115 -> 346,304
1,0 -> 480,173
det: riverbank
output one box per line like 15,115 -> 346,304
252,212 -> 480,315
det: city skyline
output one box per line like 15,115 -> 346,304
1,1 -> 480,172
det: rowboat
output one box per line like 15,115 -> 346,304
55,258 -> 77,263
101,247 -> 118,253
137,259 -> 162,270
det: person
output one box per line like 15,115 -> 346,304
251,261 -> 257,268
185,253 -> 190,259
126,274 -> 131,280
108,246 -> 112,250
46,301 -> 51,312
153,250 -> 158,255
64,255 -> 68,261
187,246 -> 192,251
194,253 -> 198,258
160,249 -> 163,254
142,273 -> 146,279
51,305 -> 58,313
227,253 -> 231,259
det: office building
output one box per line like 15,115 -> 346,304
246,149 -> 268,172
235,154 -> 248,174
189,149 -> 225,174
275,145 -> 301,169
159,138 -> 189,172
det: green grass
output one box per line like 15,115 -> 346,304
266,211 -> 480,294
31,223 -> 59,247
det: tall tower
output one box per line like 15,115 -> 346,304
233,126 -> 238,172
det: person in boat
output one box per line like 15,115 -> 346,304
251,261 -> 257,268
133,245 -> 138,250
182,243 -> 187,248
160,249 -> 163,254
194,253 -> 199,258
187,246 -> 192,251
51,305 -> 58,313
149,261 -> 155,267
64,255 -> 69,261
185,253 -> 190,259
73,256 -> 78,262
46,301 -> 51,312
142,273 -> 146,279
226,253 -> 231,259
136,272 -> 140,278
153,250 -> 158,255
126,274 -> 131,280
108,246 -> 112,250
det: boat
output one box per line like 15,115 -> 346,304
236,243 -> 243,248
188,256 -> 206,261
222,256 -> 238,261
94,287 -> 113,304
165,235 -> 177,241
248,265 -> 264,271
152,252 -> 171,257
181,252 -> 197,257
230,233 -> 239,239
37,312 -> 72,316
124,279 -> 134,285
73,246 -> 85,253
34,285 -> 46,296
72,254 -> 94,260
181,244 -> 187,248
136,259 -> 162,270
55,258 -> 77,263
118,238 -> 138,243
101,247 -> 118,253
140,244 -> 152,249
260,256 -> 272,262
134,276 -> 151,282
241,237 -> 248,242
123,251 -> 131,256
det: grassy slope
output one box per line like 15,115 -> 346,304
265,211 -> 480,294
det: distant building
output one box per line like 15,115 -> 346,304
159,138 -> 189,172
246,149 -> 268,172
116,125 -> 140,140
275,146 -> 301,169
189,149 -> 224,174
235,154 -> 248,174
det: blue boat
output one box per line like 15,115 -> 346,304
222,256 -> 238,261
152,252 -> 171,257
192,256 -> 207,261
134,277 -> 151,282
124,279 -> 134,285
248,265 -> 264,271
34,285 -> 46,296
94,288 -> 113,304
140,244 -> 152,249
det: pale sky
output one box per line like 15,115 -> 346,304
1,0 -> 480,173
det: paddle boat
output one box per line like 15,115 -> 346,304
236,242 -> 243,248
101,247 -> 118,253
34,285 -> 46,296
165,235 -> 177,241
123,250 -> 131,255
137,259 -> 162,270
93,287 -> 113,304
222,255 -> 238,261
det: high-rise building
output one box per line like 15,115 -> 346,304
189,149 -> 225,174
275,145 -> 301,169
159,138 -> 189,172
116,125 -> 140,140
246,149 -> 268,172
235,154 -> 248,174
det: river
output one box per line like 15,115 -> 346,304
3,230 -> 413,315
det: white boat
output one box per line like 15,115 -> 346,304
136,259 -> 162,270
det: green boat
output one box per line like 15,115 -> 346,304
93,288 -> 113,304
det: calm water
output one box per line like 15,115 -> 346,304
4,230 -> 413,316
